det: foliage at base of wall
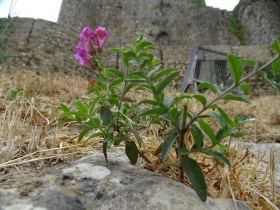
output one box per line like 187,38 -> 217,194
0,18 -> 13,58
192,0 -> 206,6
227,13 -> 246,45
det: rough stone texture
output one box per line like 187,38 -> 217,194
235,0 -> 280,45
58,0 -> 238,47
0,148 -> 251,210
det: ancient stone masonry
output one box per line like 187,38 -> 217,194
0,0 -> 279,94
234,0 -> 280,45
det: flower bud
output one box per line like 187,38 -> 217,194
95,26 -> 108,53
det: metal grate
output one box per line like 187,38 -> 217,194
181,46 -> 239,93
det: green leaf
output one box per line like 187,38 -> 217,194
109,78 -> 124,89
78,127 -> 92,142
123,51 -> 137,68
67,111 -> 88,118
178,147 -> 189,156
169,108 -> 183,123
87,132 -> 104,141
239,59 -> 257,67
198,119 -> 217,145
124,50 -> 137,58
106,68 -> 125,79
129,60 -> 139,67
229,129 -> 245,138
126,78 -> 146,83
90,116 -> 101,128
147,65 -> 161,79
129,124 -> 142,147
259,71 -> 278,89
96,81 -> 107,90
138,108 -> 166,116
89,96 -> 101,115
154,143 -> 162,155
138,99 -> 160,106
201,150 -> 231,167
227,54 -> 242,85
135,84 -> 154,93
215,127 -> 229,142
125,141 -> 139,165
159,114 -> 172,123
181,156 -> 207,202
75,100 -> 88,114
169,94 -> 192,107
197,82 -> 221,94
154,68 -> 177,80
135,40 -> 154,52
216,107 -> 233,126
100,108 -> 114,126
221,93 -> 251,104
137,51 -> 150,58
272,59 -> 280,77
128,71 -> 145,78
211,112 -> 228,127
123,83 -> 136,95
190,124 -> 204,150
161,133 -> 178,162
234,114 -> 253,125
57,118 -> 76,126
240,83 -> 250,95
271,39 -> 280,54
156,71 -> 179,94
110,48 -> 123,54
152,59 -> 163,66
135,32 -> 144,42
108,96 -> 120,107
192,94 -> 207,107
163,98 -> 173,109
60,104 -> 71,113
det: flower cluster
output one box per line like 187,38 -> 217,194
74,26 -> 108,70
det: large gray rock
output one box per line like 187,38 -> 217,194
0,147 -> 251,210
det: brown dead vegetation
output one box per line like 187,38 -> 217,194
0,70 -> 279,209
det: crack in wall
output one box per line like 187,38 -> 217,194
27,19 -> 35,45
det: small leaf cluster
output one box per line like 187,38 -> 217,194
58,34 -> 280,202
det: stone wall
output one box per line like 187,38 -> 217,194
235,0 -> 280,45
0,0 -> 279,95
58,0 -> 239,48
0,18 -> 102,79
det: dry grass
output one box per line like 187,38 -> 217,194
0,70 -> 279,209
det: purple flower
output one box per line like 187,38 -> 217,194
95,26 -> 108,53
74,42 -> 95,70
74,26 -> 108,70
79,27 -> 95,42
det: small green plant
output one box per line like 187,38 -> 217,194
192,0 -> 206,6
8,87 -> 24,100
0,18 -> 13,58
227,13 -> 246,45
58,27 -> 280,202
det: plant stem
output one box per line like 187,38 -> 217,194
115,66 -> 130,132
179,105 -> 188,180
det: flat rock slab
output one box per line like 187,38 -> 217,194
0,148 -> 251,210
